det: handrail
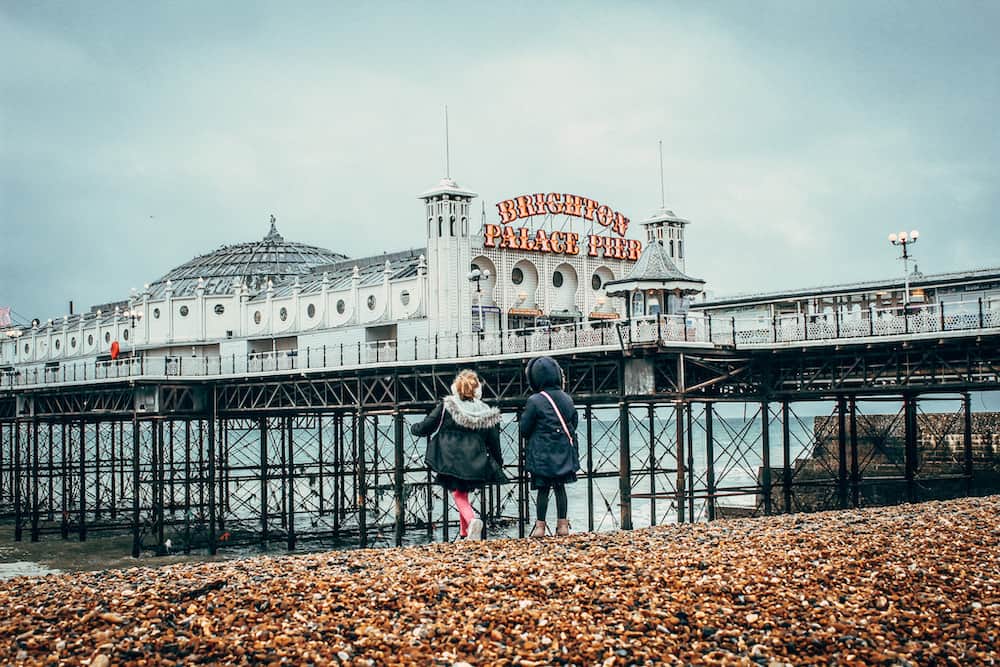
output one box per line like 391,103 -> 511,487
2,299 -> 999,389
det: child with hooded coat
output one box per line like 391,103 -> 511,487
411,369 -> 506,541
520,356 -> 580,537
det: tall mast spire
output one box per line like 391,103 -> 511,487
445,105 -> 451,178
658,139 -> 665,208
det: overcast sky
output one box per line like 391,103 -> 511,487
2,1 -> 998,321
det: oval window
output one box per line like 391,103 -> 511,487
512,267 -> 524,285
336,300 -> 346,315
400,290 -> 410,306
179,305 -> 189,317
105,332 -> 111,343
591,274 -> 603,290
24,343 -> 29,354
55,339 -> 61,350
71,337 -> 77,349
253,310 -> 262,325
307,303 -> 316,319
122,329 -> 129,341
153,307 -> 161,319
552,271 -> 564,288
87,334 -> 94,346
279,307 -> 288,322
214,304 -> 225,315
367,295 -> 376,310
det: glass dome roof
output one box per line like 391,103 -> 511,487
145,217 -> 348,298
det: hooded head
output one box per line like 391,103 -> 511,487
525,356 -> 563,392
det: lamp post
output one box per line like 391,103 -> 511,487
467,268 -> 490,332
122,307 -> 143,359
888,230 -> 919,313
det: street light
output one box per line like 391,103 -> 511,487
467,267 -> 491,332
888,229 -> 919,312
122,307 -> 143,359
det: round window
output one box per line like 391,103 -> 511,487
400,290 -> 410,306
279,307 -> 288,322
214,304 -> 225,315
122,329 -> 129,341
307,303 -> 316,319
87,334 -> 94,346
552,271 -> 564,288
591,274 -> 603,290
512,267 -> 524,285
336,300 -> 346,315
253,310 -> 262,324
179,305 -> 189,317
153,307 -> 161,319
105,332 -> 111,343
55,339 -> 61,350
367,295 -> 376,311
71,337 -> 77,349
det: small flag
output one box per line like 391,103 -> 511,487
0,306 -> 10,327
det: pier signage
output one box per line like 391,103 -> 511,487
486,192 -> 642,261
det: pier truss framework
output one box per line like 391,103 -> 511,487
1,332 -> 998,556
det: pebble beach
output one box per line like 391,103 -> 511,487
2,497 -> 998,666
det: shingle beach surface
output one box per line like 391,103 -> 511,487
2,497 -> 999,665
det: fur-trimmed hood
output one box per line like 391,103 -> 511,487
443,387 -> 502,430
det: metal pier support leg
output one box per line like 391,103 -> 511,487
184,420 -> 192,554
156,420 -> 165,549
837,396 -> 848,510
618,401 -> 633,531
259,416 -> 269,547
318,414 -> 325,517
13,420 -> 21,542
287,416 -> 296,551
687,404 -> 695,523
47,422 -> 54,522
109,421 -> 116,521
516,408 -> 525,539
675,402 -> 685,524
78,420 -> 87,541
849,397 -> 860,508
333,413 -> 342,540
280,419 -> 287,531
705,404 -> 716,522
586,405 -> 594,533
131,411 -> 141,558
781,401 -> 792,514
963,392 -> 973,495
761,401 -> 772,516
648,404 -> 657,527
904,394 -> 919,504
61,422 -> 68,539
393,411 -> 405,548
357,410 -> 368,549
31,418 -> 39,542
207,388 -> 218,555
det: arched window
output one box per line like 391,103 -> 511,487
669,240 -> 675,257
450,215 -> 456,237
678,240 -> 684,259
438,216 -> 443,236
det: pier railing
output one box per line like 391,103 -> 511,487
2,299 -> 999,389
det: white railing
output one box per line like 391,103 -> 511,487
3,300 -> 999,389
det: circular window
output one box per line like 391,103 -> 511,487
88,334 -> 94,346
71,337 -> 77,349
367,295 -> 376,311
400,290 -> 410,306
179,305 -> 189,317
214,304 -> 225,315
279,307 -> 288,322
253,310 -> 262,325
307,303 -> 316,319
55,339 -> 61,350
336,300 -> 346,315
153,307 -> 161,319
592,274 -> 603,290
122,329 -> 129,341
553,271 -> 564,288
512,267 -> 524,285
105,332 -> 111,343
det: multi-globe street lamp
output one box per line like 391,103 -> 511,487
467,267 -> 491,332
888,230 -> 919,312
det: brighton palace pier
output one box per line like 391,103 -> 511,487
2,173 -> 1000,556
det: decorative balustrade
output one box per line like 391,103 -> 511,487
3,299 -> 999,389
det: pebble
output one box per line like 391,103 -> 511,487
0,497 -> 997,664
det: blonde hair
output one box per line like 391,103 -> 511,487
453,369 -> 481,400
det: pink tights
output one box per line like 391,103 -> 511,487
451,490 -> 477,536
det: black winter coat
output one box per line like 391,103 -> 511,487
411,396 -> 507,486
520,356 -> 581,479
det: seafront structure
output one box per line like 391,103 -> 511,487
1,168 -> 999,558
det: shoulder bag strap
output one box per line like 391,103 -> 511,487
539,391 -> 574,444
429,402 -> 446,439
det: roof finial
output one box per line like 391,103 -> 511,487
445,105 -> 450,178
658,140 -> 665,209
265,214 -> 282,241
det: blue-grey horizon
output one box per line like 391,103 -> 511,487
2,1 -> 998,322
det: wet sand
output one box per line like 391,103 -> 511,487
2,497 -> 998,665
